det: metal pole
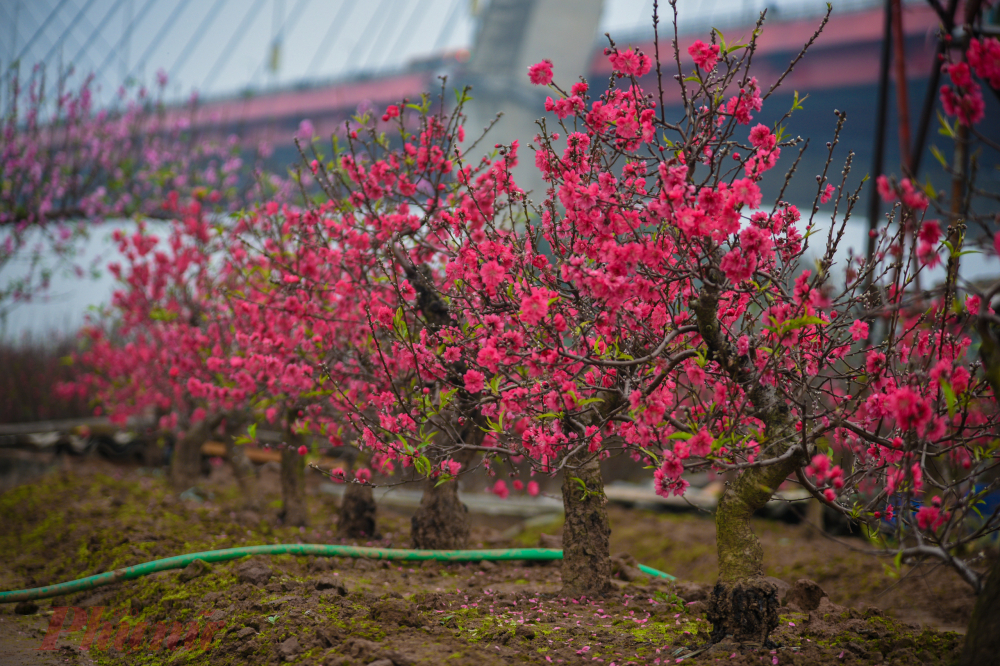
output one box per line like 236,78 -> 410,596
866,0 -> 894,267
909,0 -> 958,177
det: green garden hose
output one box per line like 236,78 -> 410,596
0,544 -> 674,604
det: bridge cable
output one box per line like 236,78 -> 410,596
356,0 -> 410,73
377,0 -> 435,70
342,0 -> 395,75
14,0 -> 73,62
65,0 -> 128,76
432,0 -> 465,52
305,0 -> 357,77
126,0 -> 196,83
14,0 -> 65,73
248,0 -> 315,86
92,0 -> 158,82
167,0 -> 228,84
39,0 -> 100,71
201,0 -> 271,92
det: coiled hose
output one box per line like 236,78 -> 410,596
0,544 -> 674,603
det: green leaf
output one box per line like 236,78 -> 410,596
392,307 -> 408,338
768,315 -> 828,336
149,307 -> 178,322
940,380 -> 957,418
413,455 -> 432,477
248,423 -> 257,441
439,387 -> 457,411
929,145 -> 948,169
937,111 -> 955,138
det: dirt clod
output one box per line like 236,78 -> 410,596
236,559 -> 274,586
278,635 -> 300,661
342,637 -> 380,661
314,625 -> 345,648
234,626 -> 257,639
369,597 -> 423,627
676,581 -> 712,602
315,576 -> 348,595
514,624 -> 536,640
178,557 -> 210,582
785,578 -> 827,611
13,601 -> 38,615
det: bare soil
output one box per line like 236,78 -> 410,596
0,459 -> 985,666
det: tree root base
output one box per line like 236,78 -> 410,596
707,577 -> 779,645
338,483 -> 378,539
410,480 -> 469,550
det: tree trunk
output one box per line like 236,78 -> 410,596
411,474 -> 470,549
560,453 -> 612,598
694,278 -> 803,645
959,556 -> 1000,666
338,481 -> 378,539
707,456 -> 799,644
170,417 -> 215,490
280,434 -> 308,527
411,441 -> 477,550
223,419 -> 260,509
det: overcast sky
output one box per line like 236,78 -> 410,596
0,0 -> 855,105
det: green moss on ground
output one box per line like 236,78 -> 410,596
0,466 -> 976,665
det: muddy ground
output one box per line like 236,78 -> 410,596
0,458 -> 987,665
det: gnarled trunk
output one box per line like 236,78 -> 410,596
707,459 -> 798,643
339,481 -> 378,539
223,418 -> 260,509
411,474 -> 470,549
959,556 -> 1000,666
170,417 -> 217,490
280,431 -> 308,527
694,276 -> 803,645
411,441 -> 477,550
560,453 -> 611,598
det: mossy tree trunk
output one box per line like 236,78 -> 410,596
280,427 -> 308,527
707,458 -> 799,643
961,316 -> 1000,664
223,415 -> 260,509
411,445 -> 476,549
170,416 -> 219,490
959,556 -> 1000,666
560,452 -> 611,598
339,481 -> 378,539
694,276 -> 804,645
